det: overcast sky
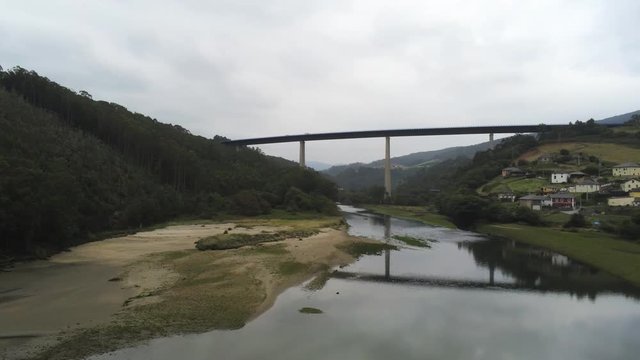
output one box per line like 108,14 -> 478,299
2,0 -> 639,165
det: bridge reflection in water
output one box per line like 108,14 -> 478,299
337,212 -> 640,301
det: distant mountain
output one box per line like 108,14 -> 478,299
306,160 -> 334,171
368,142 -> 493,168
597,110 -> 640,125
323,141 -> 493,191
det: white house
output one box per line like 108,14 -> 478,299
612,163 -> 640,177
621,179 -> 640,192
551,173 -> 569,184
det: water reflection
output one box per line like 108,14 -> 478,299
89,205 -> 640,360
341,205 -> 640,300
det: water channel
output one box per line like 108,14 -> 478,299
91,205 -> 640,360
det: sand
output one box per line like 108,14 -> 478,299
0,222 -> 362,359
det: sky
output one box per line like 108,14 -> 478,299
2,0 -> 639,165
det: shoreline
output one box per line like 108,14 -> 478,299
363,204 -> 640,288
478,223 -> 640,287
0,216 -> 373,360
359,204 -> 456,229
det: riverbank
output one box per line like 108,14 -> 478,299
363,205 -> 640,288
0,215 -> 375,360
479,223 -> 640,287
361,205 -> 456,229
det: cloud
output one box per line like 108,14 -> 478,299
1,0 -> 639,164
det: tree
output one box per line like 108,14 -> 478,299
564,213 -> 587,228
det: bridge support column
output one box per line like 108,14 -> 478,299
489,132 -> 495,148
384,136 -> 391,201
299,141 -> 305,167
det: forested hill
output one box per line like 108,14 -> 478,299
0,67 -> 337,257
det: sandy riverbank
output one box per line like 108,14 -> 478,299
0,218 -> 369,360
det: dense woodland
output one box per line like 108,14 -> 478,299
0,67 -> 337,257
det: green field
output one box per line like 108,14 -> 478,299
519,142 -> 640,164
479,223 -> 640,286
479,177 -> 547,195
362,205 -> 456,229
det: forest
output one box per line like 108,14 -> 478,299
0,67 -> 337,257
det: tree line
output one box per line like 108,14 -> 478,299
0,67 -> 337,257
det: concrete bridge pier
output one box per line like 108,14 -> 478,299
384,136 -> 391,201
299,140 -> 306,167
489,132 -> 495,148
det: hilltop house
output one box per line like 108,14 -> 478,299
501,167 -> 524,178
612,163 -> 640,177
570,178 -> 600,193
550,193 -> 577,209
621,179 -> 640,192
551,173 -> 569,184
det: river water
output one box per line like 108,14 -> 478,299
90,205 -> 640,360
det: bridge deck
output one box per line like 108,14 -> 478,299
222,124 -> 619,145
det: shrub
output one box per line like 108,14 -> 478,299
513,206 -> 544,226
563,213 -> 588,228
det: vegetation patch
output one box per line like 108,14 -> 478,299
392,235 -> 431,248
304,270 -> 331,291
338,242 -> 397,259
277,261 -> 310,276
195,229 -> 319,250
299,307 -> 323,314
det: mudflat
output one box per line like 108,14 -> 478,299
0,217 -> 369,360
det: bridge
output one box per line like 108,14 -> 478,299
223,124 -> 620,199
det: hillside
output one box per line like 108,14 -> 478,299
597,110 -> 640,125
519,142 -> 640,164
323,141 -> 492,191
0,67 -> 337,257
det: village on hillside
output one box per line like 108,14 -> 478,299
485,148 -> 640,216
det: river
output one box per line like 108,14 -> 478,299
90,205 -> 640,360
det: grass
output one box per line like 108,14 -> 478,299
480,177 -> 546,195
298,307 -> 323,314
479,223 -> 640,287
363,205 -> 456,229
277,261 -> 310,276
519,142 -> 640,164
195,229 -> 319,250
392,235 -> 431,248
304,270 -> 331,291
337,242 -> 397,259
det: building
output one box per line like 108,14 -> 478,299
502,167 -> 524,178
630,190 -> 640,198
551,173 -> 569,184
518,195 -> 548,211
497,192 -> 516,202
608,196 -> 636,207
538,153 -> 555,163
568,171 -> 588,182
540,186 -> 558,194
571,178 -> 600,193
621,179 -> 640,192
550,193 -> 577,209
612,162 -> 640,177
